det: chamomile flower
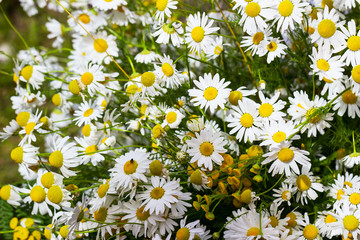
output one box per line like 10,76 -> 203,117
184,12 -> 219,55
110,6 -> 136,26
18,110 -> 43,146
328,173 -> 360,202
162,108 -> 185,129
204,36 -> 225,60
0,185 -> 22,207
316,211 -> 340,239
154,0 -> 178,23
310,47 -> 344,82
45,18 -> 64,48
260,119 -> 300,147
350,65 -> 360,94
241,28 -> 272,57
273,0 -> 309,33
11,88 -> 46,114
188,73 -> 231,114
75,137 -> 104,166
257,91 -> 286,122
78,63 -> 106,96
46,184 -> 72,210
285,165 -> 324,205
342,152 -> 360,168
228,86 -> 257,106
338,187 -> 360,210
69,10 -> 107,34
265,37 -> 288,64
155,55 -> 183,89
19,64 -> 46,90
10,144 -> 39,167
91,0 -> 127,11
227,99 -> 262,143
335,20 -> 360,67
152,20 -> 184,47
186,127 -> 227,171
332,78 -> 360,119
89,179 -> 116,211
329,204 -> 360,240
273,182 -> 296,206
91,204 -> 122,240
134,50 -> 160,64
110,149 -> 151,197
262,141 -> 311,177
297,213 -> 321,240
138,176 -> 179,215
73,100 -> 103,126
175,217 -> 203,240
0,119 -> 19,141
140,71 -> 164,97
47,135 -> 79,178
310,6 -> 346,50
237,1 -> 275,34
23,184 -> 53,216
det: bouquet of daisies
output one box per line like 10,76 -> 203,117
1,0 -> 360,239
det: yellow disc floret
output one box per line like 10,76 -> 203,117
317,19 -> 336,38
81,72 -> 94,85
229,91 -> 243,105
49,150 -> 64,168
296,175 -> 311,191
166,111 -> 177,124
162,63 -> 174,77
191,26 -> 205,43
85,145 -> 98,155
252,32 -> 264,45
240,113 -> 254,128
82,124 -> 91,137
347,36 -> 360,51
41,172 -> 55,189
342,90 -> 358,104
267,42 -> 278,52
176,227 -> 190,240
343,215 -> 359,231
247,227 -> 260,236
245,2 -> 261,17
0,185 -> 11,201
83,108 -> 94,117
259,103 -> 274,117
16,112 -> 30,127
69,80 -> 80,95
136,206 -> 150,221
123,159 -> 138,175
94,207 -> 108,222
317,59 -> 330,71
199,142 -> 214,156
150,187 -> 165,199
349,192 -> 360,205
59,225 -> 69,238
25,122 -> 36,135
277,148 -> 294,163
156,0 -> 168,11
30,186 -> 46,203
278,0 -> 294,17
11,147 -> 24,164
352,65 -> 360,84
94,39 -> 108,53
141,72 -> 156,87
97,183 -> 109,198
52,93 -> 61,106
47,185 -> 63,204
273,131 -> 286,143
203,87 -> 218,101
21,66 -> 33,81
79,14 -> 90,24
303,224 -> 318,240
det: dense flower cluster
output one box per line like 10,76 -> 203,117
1,0 -> 360,239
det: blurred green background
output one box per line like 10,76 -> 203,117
0,1 -> 52,185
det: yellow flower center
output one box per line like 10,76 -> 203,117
352,65 -> 360,84
25,122 -> 36,135
69,80 -> 80,95
152,124 -> 164,138
82,124 -> 91,137
229,91 -> 243,105
150,187 -> 165,199
342,90 -> 358,104
97,183 -> 109,198
325,214 -> 336,223
176,227 -> 190,240
247,227 -> 260,236
306,108 -> 322,124
281,190 -> 291,200
162,24 -> 176,34
296,175 -> 311,191
259,103 -> 274,117
303,224 -> 318,240
9,217 -> 18,229
317,59 -> 330,71
30,186 -> 46,203
141,72 -> 156,87
24,218 -> 34,228
44,224 -> 52,240
343,215 -> 359,231
317,19 -> 336,38
156,0 -> 168,11
83,108 -> 94,117
49,150 -> 64,168
150,160 -> 163,176
162,63 -> 174,77
0,185 -> 11,201
126,84 -> 138,95
191,26 -> 205,43
214,46 -> 223,55
278,0 -> 294,17
47,185 -> 63,204
11,147 -> 23,164
240,113 -> 254,128
272,131 -> 286,143
347,36 -> 360,51
16,112 -> 30,127
337,189 -> 344,200
199,142 -> 214,157
344,181 -> 353,188
252,32 -> 264,45
245,2 -> 261,17
94,207 -> 108,222
41,172 -> 55,189
14,226 -> 29,240
269,216 -> 279,228
85,145 -> 98,155
203,87 -> 218,101
323,77 -> 333,83
52,93 -> 61,106
123,159 -> 138,175
321,0 -> 333,8
166,111 -> 177,124
94,38 -> 108,53
267,42 -> 278,52
136,206 -> 150,221
79,14 -> 90,24
349,192 -> 360,205
286,212 -> 297,227
81,72 -> 94,85
59,225 -> 69,238
21,66 -> 33,81
277,148 -> 294,162
190,170 -> 203,185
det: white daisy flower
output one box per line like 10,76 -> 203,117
75,137 -> 104,166
184,12 -> 219,55
11,88 -> 46,114
237,0 -> 275,34
22,184 -> 53,216
188,73 -> 231,114
10,143 -> 39,167
77,63 -> 106,97
285,165 -> 324,205
350,64 -> 360,94
154,0 -> 178,23
109,149 -> 151,196
36,169 -> 64,190
68,10 -> 107,34
310,46 -> 344,82
91,204 -> 122,240
272,182 -> 297,206
334,20 -> 360,67
310,6 -> 346,50
175,217 -> 204,240
19,64 -> 46,90
186,127 -> 227,171
134,50 -> 160,64
328,204 -> 360,240
297,213 -> 321,240
257,91 -> 286,122
91,0 -> 127,11
241,28 -> 272,57
0,119 -> 19,141
264,37 -> 287,64
228,86 -> 257,106
227,99 -> 262,143
89,179 -> 116,211
47,135 -> 79,178
316,211 -> 340,239
45,18 -> 64,48
273,0 -> 309,33
332,78 -> 360,119
152,20 -> 184,47
45,184 -> 72,210
138,176 -> 179,215
0,185 -> 22,207
110,6 -> 136,26
342,152 -> 360,168
155,55 -> 183,89
140,71 -> 164,97
162,108 -> 185,129
260,119 -> 300,147
18,110 -> 43,146
204,36 -> 225,60
73,100 -> 103,126
263,141 -> 311,177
